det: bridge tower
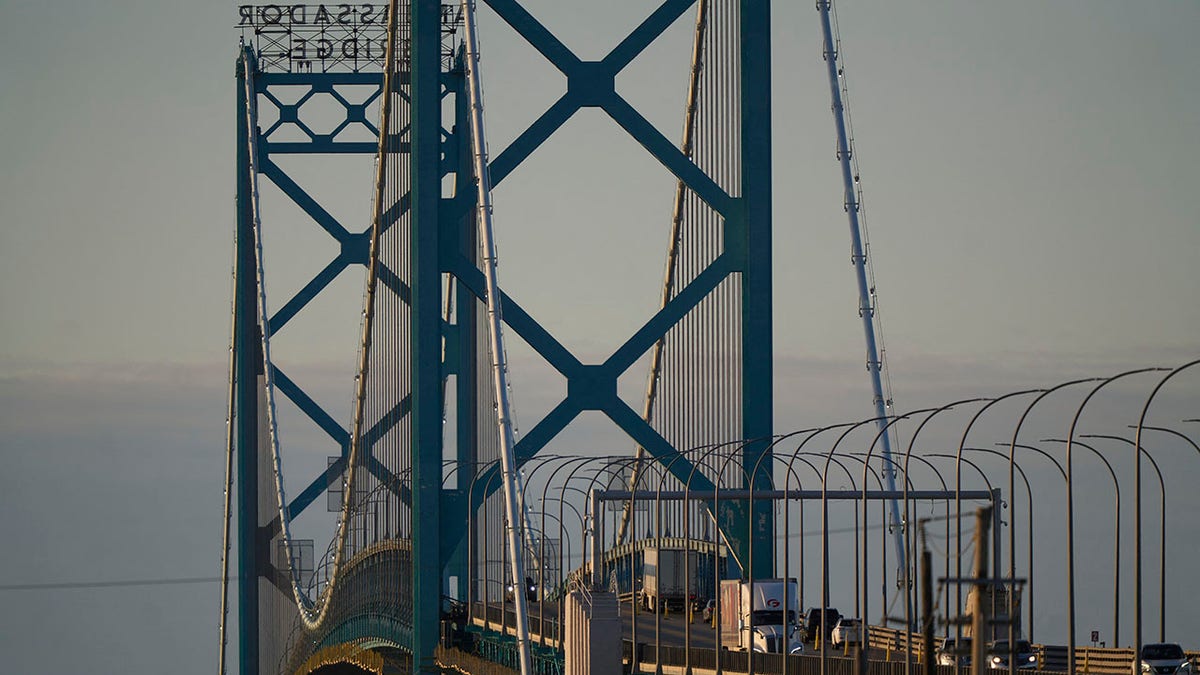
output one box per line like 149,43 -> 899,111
228,1 -> 776,672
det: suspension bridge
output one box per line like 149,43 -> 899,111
223,2 -> 1200,674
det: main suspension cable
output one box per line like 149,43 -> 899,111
461,0 -> 533,671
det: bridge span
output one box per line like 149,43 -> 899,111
222,1 -> 1200,673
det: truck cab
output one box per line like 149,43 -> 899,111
719,579 -> 805,654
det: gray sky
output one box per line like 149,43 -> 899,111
1,1 -> 1198,673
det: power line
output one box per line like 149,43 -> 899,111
0,575 -> 226,591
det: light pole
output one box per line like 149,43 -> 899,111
929,452 -> 1001,647
815,418 -> 885,675
653,450 -> 693,673
845,450 -> 891,675
784,452 -> 824,622
1002,376 -> 1101,673
467,459 -> 504,628
682,439 -> 741,675
677,438 -> 747,673
519,456 -> 571,621
1082,434 -> 1168,643
1063,368 -> 1164,669
750,429 -> 837,675
903,398 -> 989,675
714,436 -> 775,675
539,499 -> 584,593
915,453 -> 966,637
951,388 -> 1041,675
596,456 -> 652,670
799,451 -> 861,628
783,424 -> 858,618
1045,437 -> 1122,647
963,447 -> 1036,643
549,461 -> 618,655
821,434 -> 869,675
547,491 -> 587,573
772,420 -> 868,672
524,455 -> 590,643
860,408 -> 934,675
1132,359 -> 1200,656
1138,422 -> 1200,642
1004,442 -> 1067,645
534,510 -> 572,645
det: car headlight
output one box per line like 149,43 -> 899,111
1142,664 -> 1152,672
1028,656 -> 1037,663
1180,664 -> 1192,672
991,657 -> 1002,664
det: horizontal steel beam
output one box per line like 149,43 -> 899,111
595,489 -> 995,502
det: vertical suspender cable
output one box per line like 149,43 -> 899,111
618,0 -> 710,546
314,0 -> 400,629
815,0 -> 905,576
460,1 -> 533,672
243,0 -> 400,632
218,183 -> 239,675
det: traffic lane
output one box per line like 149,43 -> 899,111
483,599 -> 879,660
622,599 -> 717,650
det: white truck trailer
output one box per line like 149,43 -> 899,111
641,546 -> 697,613
719,579 -> 804,654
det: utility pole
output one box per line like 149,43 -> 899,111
971,506 -> 992,675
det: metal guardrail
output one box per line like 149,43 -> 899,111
457,625 -> 563,675
864,625 -> 927,662
862,625 -> 1200,675
1039,646 -> 1200,674
471,602 -> 562,646
472,611 -> 1198,675
626,639 -> 941,675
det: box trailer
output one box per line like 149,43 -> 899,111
719,579 -> 804,654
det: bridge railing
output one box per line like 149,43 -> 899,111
471,601 -> 562,646
476,611 -> 1198,674
863,625 -> 930,662
456,625 -> 563,675
1038,646 -> 1200,674
863,625 -> 1200,675
625,639 -> 988,675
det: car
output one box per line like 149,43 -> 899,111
1133,643 -> 1191,675
702,599 -> 717,624
936,636 -> 973,667
830,617 -> 862,648
986,639 -> 1037,670
504,576 -> 538,603
801,607 -> 841,644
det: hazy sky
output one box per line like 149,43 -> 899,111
1,1 -> 1197,673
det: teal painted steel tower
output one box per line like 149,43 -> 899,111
229,2 -> 776,672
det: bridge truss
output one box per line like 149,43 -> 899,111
229,1 -> 776,673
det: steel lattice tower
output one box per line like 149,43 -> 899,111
230,1 -> 775,672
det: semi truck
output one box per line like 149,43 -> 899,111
640,546 -> 697,612
605,541 -> 728,607
719,579 -> 804,654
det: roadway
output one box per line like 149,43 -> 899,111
474,598 -> 870,657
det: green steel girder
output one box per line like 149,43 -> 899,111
408,0 -> 444,669
738,0 -> 775,578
